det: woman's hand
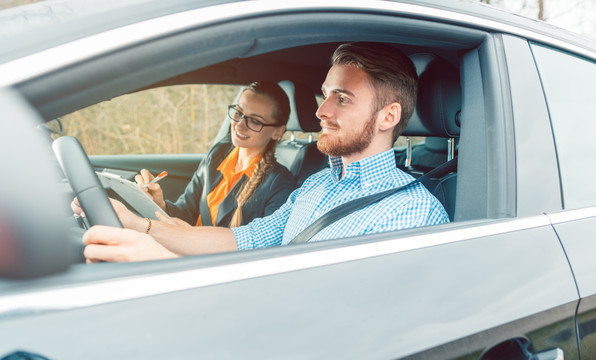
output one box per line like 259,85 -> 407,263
135,169 -> 167,211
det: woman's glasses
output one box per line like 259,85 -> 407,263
227,105 -> 278,132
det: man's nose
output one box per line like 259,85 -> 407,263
316,97 -> 331,120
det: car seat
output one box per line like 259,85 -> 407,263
410,137 -> 459,173
275,80 -> 327,186
401,55 -> 461,221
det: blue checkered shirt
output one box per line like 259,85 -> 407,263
232,149 -> 449,250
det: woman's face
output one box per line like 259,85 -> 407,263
230,90 -> 286,152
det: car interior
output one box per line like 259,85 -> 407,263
83,52 -> 462,229
122,31 -> 500,230
3,6 -> 521,281
201,48 -> 462,222
78,45 -> 471,244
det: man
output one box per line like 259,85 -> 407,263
81,42 -> 449,262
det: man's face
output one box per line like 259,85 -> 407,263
316,64 -> 379,159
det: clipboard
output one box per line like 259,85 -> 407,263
97,170 -> 171,220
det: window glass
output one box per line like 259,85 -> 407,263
531,44 -> 596,208
56,84 -> 243,155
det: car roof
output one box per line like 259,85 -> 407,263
1,0 -> 595,65
0,0 -> 235,63
2,0 -> 595,121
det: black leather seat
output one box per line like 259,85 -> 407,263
410,137 -> 459,173
401,55 -> 462,221
276,80 -> 327,186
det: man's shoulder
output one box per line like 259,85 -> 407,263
300,166 -> 332,187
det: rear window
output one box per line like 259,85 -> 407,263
532,44 -> 596,209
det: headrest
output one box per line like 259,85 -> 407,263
402,55 -> 461,138
424,137 -> 450,153
278,80 -> 321,133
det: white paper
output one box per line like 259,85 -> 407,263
97,171 -> 171,220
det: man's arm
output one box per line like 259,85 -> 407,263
77,185 -> 301,262
83,220 -> 238,263
145,216 -> 238,254
116,201 -> 239,256
74,196 -> 238,262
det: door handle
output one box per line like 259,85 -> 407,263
532,347 -> 564,360
480,337 -> 564,360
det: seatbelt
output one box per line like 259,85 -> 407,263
289,157 -> 457,244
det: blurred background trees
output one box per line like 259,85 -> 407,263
480,0 -> 596,40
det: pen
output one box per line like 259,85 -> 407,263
143,171 -> 168,189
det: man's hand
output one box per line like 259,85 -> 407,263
83,225 -> 178,263
135,169 -> 167,211
72,197 -> 149,232
71,197 -> 86,217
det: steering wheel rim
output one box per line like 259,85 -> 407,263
52,136 -> 122,228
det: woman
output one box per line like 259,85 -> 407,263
137,81 -> 295,227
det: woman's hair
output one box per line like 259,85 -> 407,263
229,81 -> 290,227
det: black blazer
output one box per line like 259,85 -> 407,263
165,142 -> 296,227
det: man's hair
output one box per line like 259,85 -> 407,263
332,42 -> 418,142
245,81 -> 290,126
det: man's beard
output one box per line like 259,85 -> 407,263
317,112 -> 377,157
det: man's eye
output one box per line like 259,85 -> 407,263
233,110 -> 243,118
338,96 -> 347,104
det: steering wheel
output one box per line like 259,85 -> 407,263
52,136 -> 122,228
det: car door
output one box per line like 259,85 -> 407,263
391,33 -> 580,359
89,153 -> 202,201
527,41 -> 596,359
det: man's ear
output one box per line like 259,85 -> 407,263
378,102 -> 402,132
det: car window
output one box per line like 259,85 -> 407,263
531,44 -> 596,209
56,84 -> 243,155
0,0 -> 46,10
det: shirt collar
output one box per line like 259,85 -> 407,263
217,147 -> 262,179
328,149 -> 397,187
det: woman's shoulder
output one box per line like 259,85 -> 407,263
205,141 -> 235,164
210,141 -> 234,155
269,160 -> 295,183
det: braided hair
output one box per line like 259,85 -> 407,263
229,81 -> 290,227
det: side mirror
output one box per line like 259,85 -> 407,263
0,88 -> 71,278
37,118 -> 64,136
